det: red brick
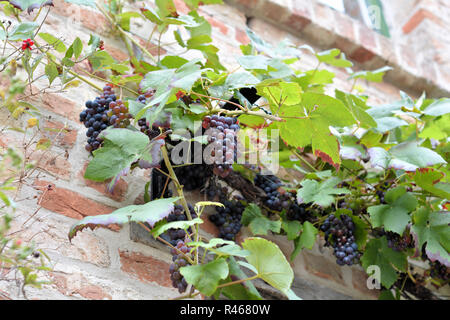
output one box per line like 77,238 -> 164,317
34,180 -> 116,220
200,216 -> 219,237
51,273 -> 112,300
349,46 -> 375,64
402,8 -> 443,34
79,162 -> 128,202
398,43 -> 418,71
173,0 -> 190,14
205,16 -> 229,35
262,1 -> 290,23
286,7 -> 311,32
25,88 -> 80,122
104,44 -> 129,62
52,0 -> 109,34
303,252 -> 345,285
119,250 -> 172,287
42,120 -> 77,149
138,38 -> 167,57
235,0 -> 259,10
377,34 -> 395,62
235,28 -> 250,45
334,12 -> 356,42
352,268 -> 380,299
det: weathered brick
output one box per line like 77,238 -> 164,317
34,180 -> 116,220
285,6 -> 311,32
402,8 -> 443,34
26,89 -> 80,122
199,217 -> 220,237
52,0 -> 109,34
119,250 -> 172,287
398,43 -> 418,73
42,120 -> 77,149
351,268 -> 380,299
30,150 -> 71,180
103,44 -> 129,62
78,162 -> 128,202
357,24 -> 377,53
303,251 -> 345,285
349,46 -> 375,64
235,28 -> 250,45
334,11 -> 356,43
51,273 -> 112,300
261,0 -> 290,24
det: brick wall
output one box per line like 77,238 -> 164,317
0,0 -> 448,300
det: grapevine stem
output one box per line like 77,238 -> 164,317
137,222 -> 195,265
290,148 -> 318,172
161,146 -> 193,222
96,3 -> 157,64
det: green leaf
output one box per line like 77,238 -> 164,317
6,0 -> 52,13
411,169 -> 450,199
225,72 -> 260,89
411,208 -> 450,267
72,37 -> 82,59
241,204 -> 281,236
220,257 -> 262,300
151,218 -> 203,238
422,98 -> 450,116
155,0 -> 177,18
184,0 -> 223,9
361,237 -> 408,288
335,90 -> 377,128
348,66 -> 392,82
316,49 -> 353,67
237,55 -> 270,70
38,32 -> 66,53
291,221 -> 318,260
281,219 -> 302,241
44,62 -> 58,85
368,142 -> 446,172
271,92 -> 355,168
242,237 -> 294,294
117,11 -> 142,31
419,114 -> 450,141
84,128 -> 159,181
3,21 -> 38,40
296,177 -> 350,207
368,187 -> 416,235
180,258 -> 229,296
68,197 -> 180,241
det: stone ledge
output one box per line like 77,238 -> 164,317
224,0 -> 450,98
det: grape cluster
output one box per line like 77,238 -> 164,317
106,98 -> 132,128
209,195 -> 244,241
162,204 -> 197,246
174,163 -> 212,191
287,203 -> 312,222
254,174 -> 290,211
201,180 -> 220,200
202,115 -> 240,178
321,214 -> 361,266
169,239 -> 191,293
428,260 -> 450,282
137,118 -> 160,140
385,231 -> 414,252
79,85 -> 116,152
